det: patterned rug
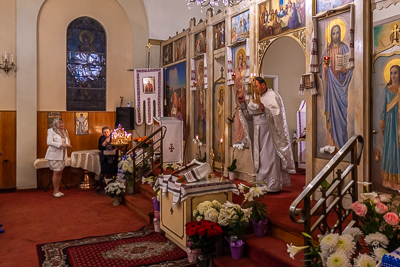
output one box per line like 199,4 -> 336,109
36,227 -> 191,267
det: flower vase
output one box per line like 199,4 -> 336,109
227,239 -> 245,260
197,254 -> 212,267
154,220 -> 160,232
112,196 -> 121,206
228,171 -> 235,181
187,248 -> 198,264
126,184 -> 134,195
152,197 -> 160,211
252,218 -> 268,237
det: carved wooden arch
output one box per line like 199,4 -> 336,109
257,27 -> 306,74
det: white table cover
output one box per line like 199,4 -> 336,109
154,175 -> 239,207
70,149 -> 101,177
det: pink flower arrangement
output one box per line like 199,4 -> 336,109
383,212 -> 400,226
351,202 -> 367,217
350,192 -> 400,252
375,202 -> 389,215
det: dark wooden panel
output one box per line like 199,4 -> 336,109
0,111 -> 16,189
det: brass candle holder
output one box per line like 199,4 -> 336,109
208,149 -> 215,179
219,140 -> 224,181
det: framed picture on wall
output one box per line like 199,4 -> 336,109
163,43 -> 173,66
173,37 -> 186,61
258,1 -> 305,41
232,10 -> 249,43
213,21 -> 225,50
142,77 -> 155,94
75,112 -> 89,135
315,7 -> 354,159
47,112 -> 61,129
194,31 -> 206,57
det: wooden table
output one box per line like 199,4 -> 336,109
154,176 -> 239,250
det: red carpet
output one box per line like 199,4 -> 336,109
0,188 -> 150,267
232,170 -> 306,240
37,227 -> 188,267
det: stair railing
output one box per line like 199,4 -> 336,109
125,126 -> 167,195
289,135 -> 364,252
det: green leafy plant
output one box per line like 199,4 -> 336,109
198,152 -> 206,163
227,159 -> 237,172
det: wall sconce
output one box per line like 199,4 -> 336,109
0,51 -> 16,74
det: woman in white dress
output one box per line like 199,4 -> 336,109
45,119 -> 72,198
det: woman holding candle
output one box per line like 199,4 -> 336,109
45,118 -> 72,198
97,126 -> 118,191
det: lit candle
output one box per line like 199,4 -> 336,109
4,51 -> 7,61
196,135 -> 199,140
220,138 -> 224,157
11,54 -> 13,63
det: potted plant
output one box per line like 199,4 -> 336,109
104,177 -> 125,206
185,220 -> 223,266
227,159 -> 237,180
227,143 -> 244,180
217,201 -> 252,259
238,182 -> 269,237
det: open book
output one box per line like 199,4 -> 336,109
335,52 -> 350,71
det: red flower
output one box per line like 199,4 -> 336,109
187,227 -> 196,236
206,227 -> 214,237
213,225 -> 223,235
197,227 -> 206,236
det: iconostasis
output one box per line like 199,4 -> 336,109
159,0 -> 373,185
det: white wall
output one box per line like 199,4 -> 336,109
144,0 -> 219,40
262,36 -> 306,142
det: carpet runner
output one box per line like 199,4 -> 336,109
37,227 -> 190,267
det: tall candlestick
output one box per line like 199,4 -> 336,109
220,138 -> 224,157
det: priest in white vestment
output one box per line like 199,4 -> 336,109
238,77 -> 295,192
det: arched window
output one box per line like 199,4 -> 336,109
66,17 -> 106,111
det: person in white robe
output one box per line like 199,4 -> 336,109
238,77 -> 295,192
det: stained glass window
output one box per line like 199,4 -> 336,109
67,17 -> 106,111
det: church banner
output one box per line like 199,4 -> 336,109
134,68 -> 163,125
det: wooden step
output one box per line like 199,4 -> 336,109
246,234 -> 303,267
213,256 -> 260,267
123,193 -> 154,223
136,182 -> 156,201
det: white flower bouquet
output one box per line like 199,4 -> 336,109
217,201 -> 252,240
118,156 -> 134,186
238,182 -> 268,223
104,177 -> 125,198
193,200 -> 223,223
287,228 -> 388,267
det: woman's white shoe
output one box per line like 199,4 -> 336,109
53,192 -> 63,198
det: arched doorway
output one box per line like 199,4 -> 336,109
261,36 -> 306,144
